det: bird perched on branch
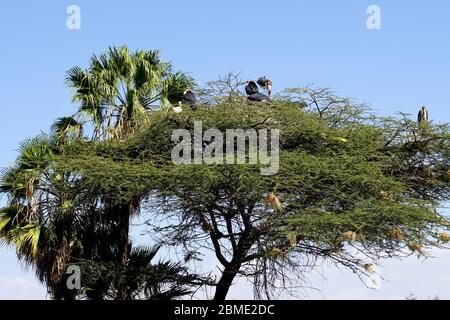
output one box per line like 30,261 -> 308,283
247,93 -> 271,102
173,90 -> 197,113
417,106 -> 429,124
180,90 -> 197,111
245,81 -> 259,96
245,80 -> 271,102
257,76 -> 273,96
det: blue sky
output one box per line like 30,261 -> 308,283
0,0 -> 449,299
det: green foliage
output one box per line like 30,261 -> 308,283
78,245 -> 195,300
65,45 -> 195,140
56,100 -> 450,264
1,63 -> 449,299
0,205 -> 41,257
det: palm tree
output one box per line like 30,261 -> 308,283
65,45 -> 195,140
1,46 -> 197,299
0,136 -> 79,299
65,46 -> 196,298
51,116 -> 83,151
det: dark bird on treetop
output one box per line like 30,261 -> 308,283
245,81 -> 259,95
257,76 -> 273,96
245,80 -> 271,102
180,90 -> 197,111
417,106 -> 429,124
247,93 -> 271,102
181,90 -> 196,105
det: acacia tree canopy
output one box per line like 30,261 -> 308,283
53,94 -> 450,299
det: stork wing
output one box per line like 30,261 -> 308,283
248,93 -> 271,102
245,81 -> 259,95
181,90 -> 196,105
257,77 -> 270,87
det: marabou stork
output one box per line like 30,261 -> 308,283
245,80 -> 271,102
245,81 -> 259,95
417,106 -> 429,124
181,90 -> 196,106
174,90 -> 197,112
247,93 -> 271,102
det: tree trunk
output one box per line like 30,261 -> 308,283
213,263 -> 241,301
213,210 -> 255,301
114,203 -> 131,300
117,204 -> 130,265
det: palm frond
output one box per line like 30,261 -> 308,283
0,206 -> 19,234
17,136 -> 53,170
51,117 -> 83,139
14,223 -> 41,257
90,53 -> 110,73
108,46 -> 133,78
0,167 -> 20,195
130,245 -> 160,265
133,50 -> 166,90
0,206 -> 41,257
65,66 -> 86,88
160,72 -> 196,107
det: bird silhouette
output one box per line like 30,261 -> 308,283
417,106 -> 429,124
245,80 -> 271,102
245,81 -> 259,95
174,90 -> 197,112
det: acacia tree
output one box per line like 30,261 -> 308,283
52,82 -> 450,300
